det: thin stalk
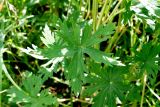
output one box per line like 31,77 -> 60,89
155,81 -> 160,88
105,27 -> 119,52
96,0 -> 108,29
0,34 -> 3,107
0,0 -> 4,11
0,89 -> 7,94
140,72 -> 147,107
105,0 -> 124,52
105,15 -> 124,52
58,97 -> 92,104
0,33 -> 22,91
72,98 -> 92,104
111,26 -> 126,51
2,63 -> 22,91
103,0 -> 112,20
5,0 -> 11,17
146,84 -> 160,101
51,77 -> 69,85
79,0 -> 82,11
130,16 -> 137,56
137,21 -> 146,51
105,0 -> 122,23
85,0 -> 91,19
104,8 -> 125,23
92,0 -> 98,32
145,98 -> 151,106
131,101 -> 137,107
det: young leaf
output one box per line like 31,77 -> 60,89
41,24 -> 55,47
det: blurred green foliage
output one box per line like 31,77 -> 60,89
0,0 -> 160,107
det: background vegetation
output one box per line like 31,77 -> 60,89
0,0 -> 160,107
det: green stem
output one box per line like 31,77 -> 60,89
5,0 -> 11,17
51,77 -> 69,85
105,27 -> 119,52
111,26 -> 126,51
79,0 -> 82,11
130,16 -> 137,56
105,0 -> 122,23
137,21 -> 146,51
92,0 -> 98,32
96,0 -> 108,29
146,84 -> 160,101
85,0 -> 91,19
0,33 -> 3,107
2,63 -> 22,91
0,33 -> 22,91
105,17 -> 124,52
105,0 -> 124,52
0,89 -> 7,94
103,0 -> 112,20
131,101 -> 137,107
104,8 -> 125,23
58,97 -> 92,104
140,72 -> 147,107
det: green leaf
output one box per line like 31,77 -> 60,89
83,23 -> 115,47
83,47 -> 125,66
22,75 -> 43,96
39,44 -> 67,59
83,67 -> 127,107
37,18 -> 120,95
7,74 -> 57,107
66,49 -> 84,95
81,23 -> 92,46
71,23 -> 81,45
134,43 -> 160,83
59,21 -> 81,46
58,21 -> 75,45
93,23 -> 116,37
29,90 -> 57,107
41,24 -> 55,47
122,1 -> 134,24
7,86 -> 31,103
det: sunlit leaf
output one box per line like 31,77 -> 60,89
41,24 -> 55,47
